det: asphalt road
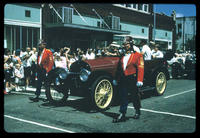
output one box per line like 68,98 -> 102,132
3,78 -> 196,133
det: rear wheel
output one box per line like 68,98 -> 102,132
90,76 -> 114,111
154,71 -> 167,96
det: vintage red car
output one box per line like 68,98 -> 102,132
45,56 -> 170,111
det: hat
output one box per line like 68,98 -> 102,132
38,40 -> 46,46
150,41 -> 155,45
125,36 -> 134,44
110,42 -> 120,47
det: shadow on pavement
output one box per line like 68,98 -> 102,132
39,97 -> 98,113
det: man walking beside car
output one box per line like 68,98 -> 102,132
113,36 -> 144,123
29,40 -> 54,102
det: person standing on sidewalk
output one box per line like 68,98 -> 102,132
29,40 -> 54,102
21,47 -> 33,90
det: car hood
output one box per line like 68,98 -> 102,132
84,56 -> 120,71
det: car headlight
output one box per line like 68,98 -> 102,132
59,72 -> 68,80
79,68 -> 91,82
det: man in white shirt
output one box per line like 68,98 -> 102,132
133,45 -> 140,53
140,40 -> 152,60
151,44 -> 164,59
21,47 -> 33,90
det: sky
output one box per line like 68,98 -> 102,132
154,4 -> 196,17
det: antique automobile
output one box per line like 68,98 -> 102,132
45,55 -> 170,111
170,53 -> 196,79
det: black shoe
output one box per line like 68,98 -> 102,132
112,113 -> 126,123
133,110 -> 140,119
29,96 -> 39,102
133,113 -> 140,119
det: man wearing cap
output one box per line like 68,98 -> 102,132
29,40 -> 54,102
113,36 -> 144,123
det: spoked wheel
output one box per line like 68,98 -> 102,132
155,72 -> 167,96
45,77 -> 68,104
91,76 -> 114,111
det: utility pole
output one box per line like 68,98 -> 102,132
153,4 -> 156,42
182,17 -> 185,52
40,4 -> 44,41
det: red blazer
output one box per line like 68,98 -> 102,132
37,48 -> 54,73
121,52 -> 144,82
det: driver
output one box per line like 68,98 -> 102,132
113,36 -> 144,123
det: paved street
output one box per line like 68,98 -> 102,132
4,78 -> 196,133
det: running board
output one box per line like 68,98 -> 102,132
139,86 -> 155,92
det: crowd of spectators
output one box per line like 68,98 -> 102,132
4,47 -> 37,94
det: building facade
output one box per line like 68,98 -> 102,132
4,4 -> 41,52
4,3 -> 176,53
43,3 -> 175,51
176,16 -> 196,51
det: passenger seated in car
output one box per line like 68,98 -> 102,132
105,42 -> 120,56
151,44 -> 164,59
139,40 -> 152,60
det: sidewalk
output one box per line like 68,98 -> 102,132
6,86 -> 46,95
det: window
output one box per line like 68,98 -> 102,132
62,7 -> 73,24
177,23 -> 182,37
112,16 -> 120,30
142,28 -> 144,33
138,4 -> 143,10
143,4 -> 148,12
132,4 -> 137,9
97,21 -> 101,27
25,10 -> 31,17
126,4 -> 132,8
178,24 -> 182,32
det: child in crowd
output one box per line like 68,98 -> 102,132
14,64 -> 24,91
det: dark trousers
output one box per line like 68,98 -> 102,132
31,63 -> 37,86
119,75 -> 141,114
35,67 -> 46,97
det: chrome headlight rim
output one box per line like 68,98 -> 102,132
58,71 -> 68,80
79,68 -> 91,82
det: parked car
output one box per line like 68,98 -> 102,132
170,54 -> 196,79
45,54 -> 170,111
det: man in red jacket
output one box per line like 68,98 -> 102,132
29,40 -> 54,102
113,36 -> 144,123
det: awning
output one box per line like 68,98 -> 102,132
114,34 -> 148,40
45,23 -> 130,35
